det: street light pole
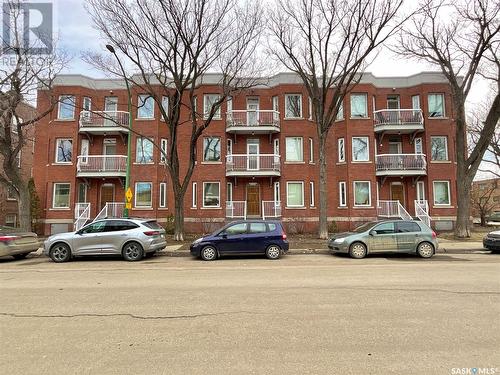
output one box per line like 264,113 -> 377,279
106,44 -> 132,218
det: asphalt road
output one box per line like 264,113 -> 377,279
1,252 -> 499,375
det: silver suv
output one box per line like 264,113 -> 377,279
44,218 -> 167,262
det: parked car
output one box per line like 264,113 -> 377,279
487,212 -> 500,223
190,220 -> 289,261
483,230 -> 500,252
44,218 -> 167,262
328,220 -> 438,259
0,226 -> 40,260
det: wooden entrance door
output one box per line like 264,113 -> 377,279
391,184 -> 404,206
100,184 -> 115,210
246,184 -> 260,216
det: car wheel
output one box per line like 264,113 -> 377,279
13,253 -> 29,260
50,243 -> 71,263
122,242 -> 144,261
349,242 -> 367,259
417,242 -> 434,258
200,246 -> 217,261
266,245 -> 281,260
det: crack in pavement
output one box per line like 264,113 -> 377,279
0,310 -> 256,320
289,286 -> 500,295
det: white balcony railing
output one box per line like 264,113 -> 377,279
79,110 -> 130,129
226,201 -> 247,219
376,154 -> 426,173
226,154 -> 280,174
262,201 -> 282,219
77,155 -> 127,175
226,110 -> 280,129
373,109 -> 423,128
94,202 -> 125,222
377,200 -> 412,221
74,203 -> 90,231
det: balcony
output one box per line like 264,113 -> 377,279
226,201 -> 282,219
375,154 -> 427,176
373,109 -> 424,133
226,110 -> 280,134
79,111 -> 130,134
76,155 -> 127,178
226,154 -> 281,177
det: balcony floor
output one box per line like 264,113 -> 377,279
226,125 -> 280,134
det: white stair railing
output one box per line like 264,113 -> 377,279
397,202 -> 413,221
225,201 -> 247,219
377,200 -> 412,221
74,203 -> 90,231
262,201 -> 282,219
415,200 -> 431,228
93,202 -> 125,222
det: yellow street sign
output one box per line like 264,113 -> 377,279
125,187 -> 133,203
125,202 -> 132,210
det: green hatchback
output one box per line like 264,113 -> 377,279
328,220 -> 438,259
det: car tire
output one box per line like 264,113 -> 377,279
122,242 -> 144,261
200,246 -> 217,261
50,243 -> 71,263
417,241 -> 434,258
265,245 -> 281,260
349,242 -> 367,259
13,253 -> 29,260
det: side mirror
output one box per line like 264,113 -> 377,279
369,230 -> 377,236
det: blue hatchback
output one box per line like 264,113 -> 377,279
190,220 -> 289,261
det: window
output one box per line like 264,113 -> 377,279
308,97 -> 313,120
135,182 -> 152,207
58,95 -> 75,120
227,182 -> 233,203
81,221 -> 107,234
395,221 -> 421,233
77,183 -> 87,203
285,137 -> 303,162
203,137 -> 221,162
373,222 -> 395,234
192,96 -> 197,114
274,181 -> 280,202
161,96 -> 169,120
5,214 -> 16,227
353,181 -> 371,207
339,182 -> 347,207
80,138 -> 89,163
55,139 -> 72,163
428,93 -> 445,117
412,95 -> 420,109
224,223 -> 247,236
137,94 -> 155,119
203,94 -> 221,119
159,183 -> 167,208
160,138 -> 168,163
226,96 -> 233,113
53,183 -> 70,208
192,182 -> 197,208
310,181 -> 315,207
352,137 -> 369,162
416,181 -> 425,202
287,182 -> 304,207
272,96 -> 279,112
136,138 -> 154,163
336,98 -> 344,120
203,182 -> 220,207
83,97 -> 92,111
249,222 -> 268,234
105,220 -> 139,232
433,181 -> 450,205
7,186 -> 16,200
285,94 -> 302,118
414,137 -> 423,154
309,138 -> 314,163
338,138 -> 345,162
431,136 -> 448,161
350,93 -> 368,118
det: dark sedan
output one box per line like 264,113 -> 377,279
483,230 -> 500,252
190,220 -> 289,261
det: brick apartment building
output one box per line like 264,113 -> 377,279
471,178 -> 500,219
33,72 -> 458,235
0,102 -> 36,227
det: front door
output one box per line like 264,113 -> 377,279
247,140 -> 259,170
391,184 -> 404,206
247,98 -> 259,126
100,184 -> 115,211
247,184 -> 260,216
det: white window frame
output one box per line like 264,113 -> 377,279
353,181 -> 371,207
203,137 -> 221,162
284,94 -> 303,119
285,137 -> 303,162
203,94 -> 221,120
5,214 -> 16,227
7,186 -> 17,200
192,182 -> 197,208
52,183 -> 71,209
134,182 -> 153,208
433,180 -> 451,206
430,136 -> 449,161
338,138 -> 345,163
160,138 -> 168,163
414,137 -> 423,154
272,96 -> 279,112
336,98 -> 344,121
57,95 -> 75,120
16,149 -> 21,168
309,138 -> 314,163
83,96 -> 92,111
350,93 -> 368,118
339,181 -> 347,207
411,95 -> 420,109
416,181 -> 425,202
309,181 -> 315,207
159,182 -> 167,208
137,94 -> 155,119
227,96 -> 233,113
352,136 -> 370,162
428,93 -> 445,118
55,138 -> 73,164
286,181 -> 305,208
308,96 -> 313,120
161,96 -> 169,120
136,137 -> 154,164
202,182 -> 221,208
274,181 -> 280,203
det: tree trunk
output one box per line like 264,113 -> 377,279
455,147 -> 472,237
17,182 -> 31,231
318,135 -> 328,239
173,193 -> 185,241
480,212 -> 486,227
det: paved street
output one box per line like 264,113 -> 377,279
1,252 -> 499,375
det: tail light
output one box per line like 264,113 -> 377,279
143,231 -> 160,236
0,235 -> 19,243
431,231 -> 437,239
282,231 -> 287,240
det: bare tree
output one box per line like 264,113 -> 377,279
85,0 -> 263,240
0,0 -> 65,230
470,180 -> 497,226
268,0 -> 407,239
398,0 -> 500,238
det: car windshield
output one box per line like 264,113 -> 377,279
353,222 -> 377,233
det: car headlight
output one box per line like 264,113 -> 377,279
193,237 -> 204,244
333,238 -> 345,244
